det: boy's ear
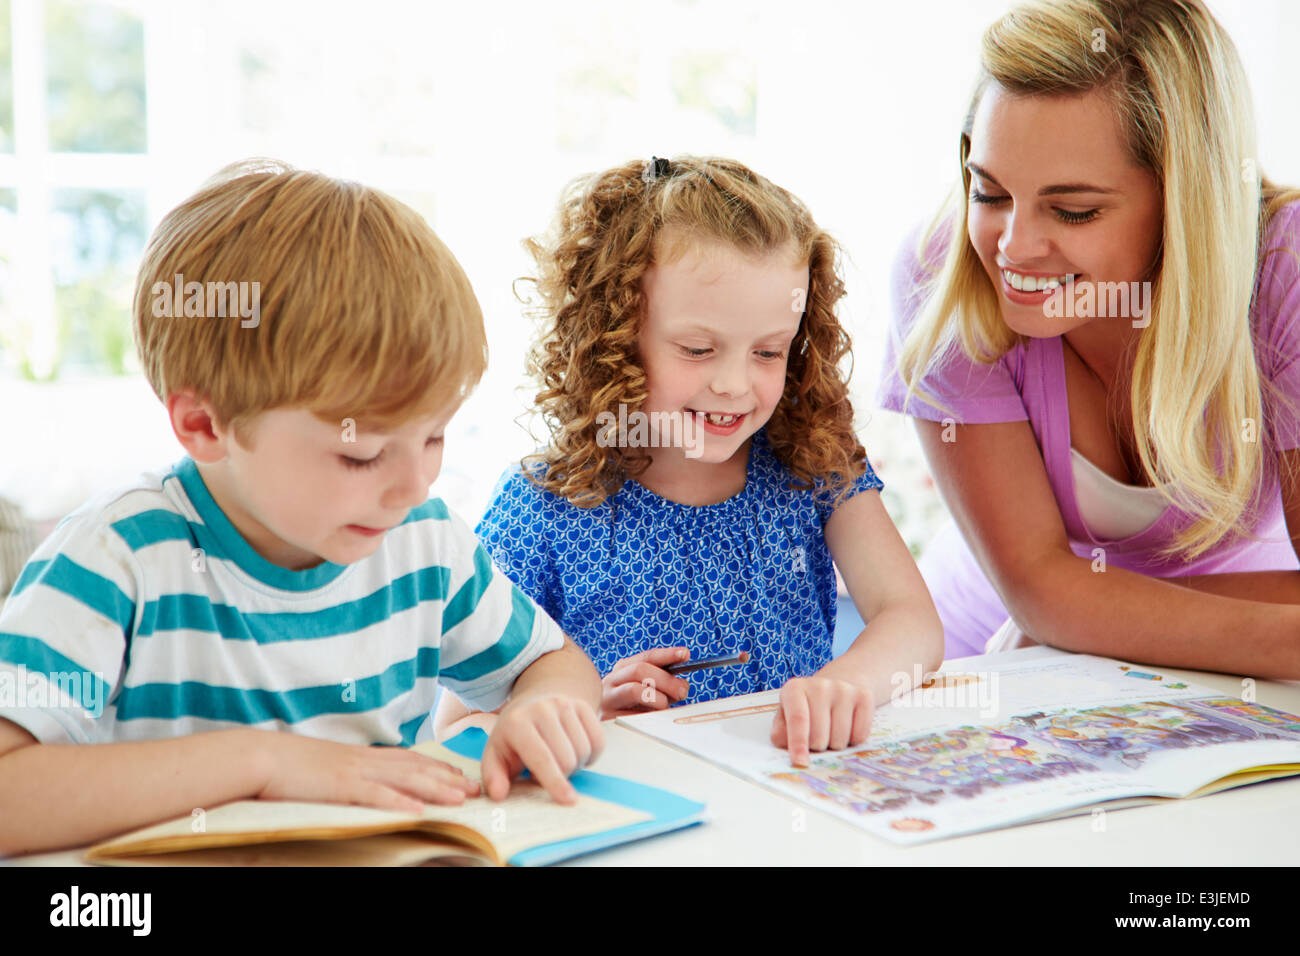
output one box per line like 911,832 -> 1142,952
166,390 -> 234,463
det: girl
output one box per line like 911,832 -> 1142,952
879,0 -> 1300,676
440,156 -> 941,765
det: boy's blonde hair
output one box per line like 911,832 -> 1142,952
522,155 -> 865,508
134,159 -> 487,442
897,0 -> 1300,561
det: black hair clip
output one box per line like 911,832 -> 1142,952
641,156 -> 673,184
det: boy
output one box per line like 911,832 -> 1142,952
0,160 -> 603,856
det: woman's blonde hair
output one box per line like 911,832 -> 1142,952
521,155 -> 865,507
134,158 -> 487,443
897,0 -> 1300,560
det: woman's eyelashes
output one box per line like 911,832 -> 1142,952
1054,208 -> 1101,225
969,189 -> 1100,225
339,436 -> 444,470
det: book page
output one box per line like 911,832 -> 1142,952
409,739 -> 652,860
414,779 -> 650,861
100,833 -> 493,867
619,651 -> 1300,845
87,800 -> 425,857
89,740 -> 650,863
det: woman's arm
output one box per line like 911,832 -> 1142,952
915,419 -> 1300,678
1168,448 -> 1300,602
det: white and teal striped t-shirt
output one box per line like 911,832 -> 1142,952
0,458 -> 564,747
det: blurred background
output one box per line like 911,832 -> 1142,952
1,0 -> 1298,565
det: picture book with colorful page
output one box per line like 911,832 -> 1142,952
617,649 -> 1300,845
85,728 -> 706,866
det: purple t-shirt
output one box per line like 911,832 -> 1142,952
878,202 -> 1300,656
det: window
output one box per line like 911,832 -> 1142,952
1,0 -> 147,381
1,0 -> 1297,551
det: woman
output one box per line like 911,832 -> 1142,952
879,0 -> 1300,677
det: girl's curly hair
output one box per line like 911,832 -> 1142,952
520,155 -> 866,507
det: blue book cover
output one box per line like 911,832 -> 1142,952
442,727 -> 707,866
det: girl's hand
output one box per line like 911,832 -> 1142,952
255,732 -> 481,814
600,647 -> 692,719
770,676 -> 873,767
480,695 -> 604,804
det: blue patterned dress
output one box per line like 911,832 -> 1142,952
474,430 -> 884,704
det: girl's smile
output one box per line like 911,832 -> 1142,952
634,232 -> 808,502
688,409 -> 750,435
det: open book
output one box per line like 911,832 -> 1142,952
85,728 -> 705,866
618,650 -> 1300,845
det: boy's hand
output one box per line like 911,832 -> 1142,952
480,695 -> 604,804
601,647 -> 692,719
255,732 -> 480,814
770,675 -> 873,768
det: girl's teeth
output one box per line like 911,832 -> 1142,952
703,413 -> 739,426
1004,270 -> 1075,292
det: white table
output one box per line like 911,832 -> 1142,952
567,648 -> 1300,865
12,648 -> 1300,866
